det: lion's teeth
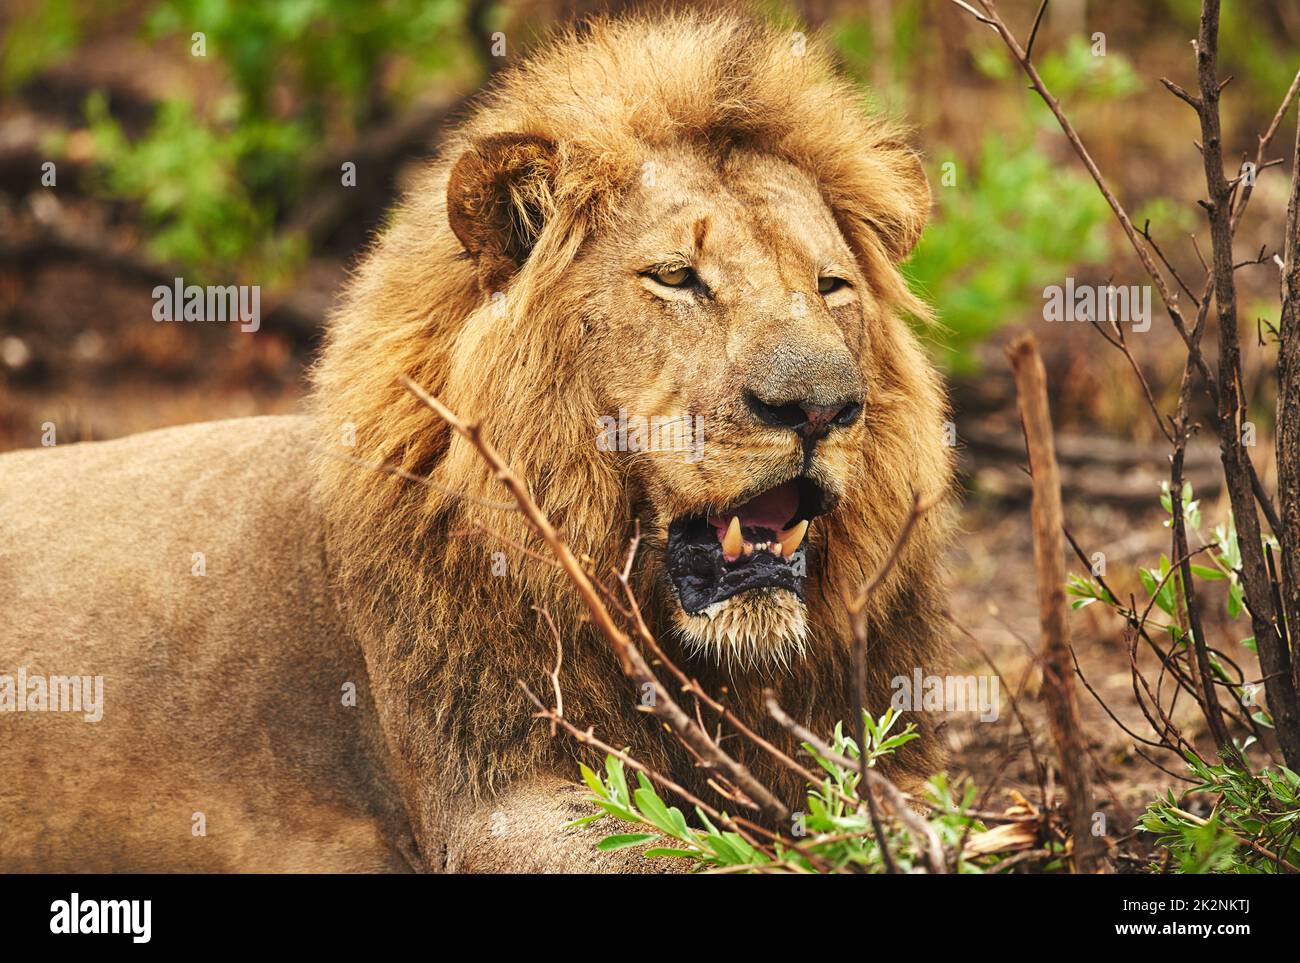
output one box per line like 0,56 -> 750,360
723,516 -> 742,559
778,520 -> 809,557
742,541 -> 754,556
771,542 -> 783,557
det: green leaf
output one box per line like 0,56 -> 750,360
596,833 -> 657,852
723,832 -> 765,864
1190,564 -> 1226,581
878,730 -> 920,754
1139,567 -> 1158,598
666,806 -> 691,838
633,786 -> 680,837
1208,657 -> 1231,683
579,762 -> 606,799
705,832 -> 745,864
1066,573 -> 1095,597
605,754 -> 630,805
694,807 -> 723,837
643,847 -> 699,859
1227,581 -> 1244,619
595,800 -> 639,823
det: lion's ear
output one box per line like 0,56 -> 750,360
878,146 -> 931,262
447,132 -> 559,290
841,142 -> 931,264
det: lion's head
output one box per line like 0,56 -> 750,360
312,10 -> 953,795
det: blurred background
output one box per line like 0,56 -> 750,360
1,0 -> 1298,822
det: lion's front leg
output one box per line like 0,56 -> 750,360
434,774 -> 677,874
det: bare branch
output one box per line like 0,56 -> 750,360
1006,335 -> 1099,873
1024,0 -> 1049,62
1193,1 -> 1300,769
402,376 -> 792,821
766,696 -> 947,874
1160,77 -> 1202,112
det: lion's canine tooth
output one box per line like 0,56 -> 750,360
778,520 -> 808,557
723,516 -> 742,559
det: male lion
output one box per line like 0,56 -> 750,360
0,11 -> 953,872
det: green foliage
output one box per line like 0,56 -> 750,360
574,708 -> 1009,873
83,92 -> 309,282
824,13 -> 1147,372
143,0 -> 471,123
904,134 -> 1112,372
1067,481 -> 1257,662
903,35 -> 1145,372
1,0 -> 82,92
575,757 -> 769,867
831,0 -> 926,113
68,0 -> 475,282
1133,196 -> 1197,242
1141,755 -> 1300,873
1034,35 -> 1141,104
1069,482 -> 1298,872
971,34 -> 1140,103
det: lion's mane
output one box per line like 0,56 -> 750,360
310,9 -> 953,805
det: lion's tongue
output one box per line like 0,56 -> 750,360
708,481 -> 799,538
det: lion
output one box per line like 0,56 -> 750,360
0,10 -> 953,872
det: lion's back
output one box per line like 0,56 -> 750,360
0,416 -> 409,871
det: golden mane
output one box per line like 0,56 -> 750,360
310,8 -> 952,801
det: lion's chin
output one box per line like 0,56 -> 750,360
671,588 -> 809,671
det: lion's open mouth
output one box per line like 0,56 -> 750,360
665,477 -> 828,614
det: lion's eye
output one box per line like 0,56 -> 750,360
648,266 -> 695,288
818,275 -> 849,295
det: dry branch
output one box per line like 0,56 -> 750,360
1191,2 -> 1300,770
765,697 -> 947,874
400,376 -> 792,822
397,377 -> 979,872
1278,71 -> 1300,703
1006,335 -> 1099,873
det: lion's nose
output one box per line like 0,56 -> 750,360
744,390 -> 862,440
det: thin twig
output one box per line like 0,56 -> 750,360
403,376 -> 792,822
766,696 -> 947,874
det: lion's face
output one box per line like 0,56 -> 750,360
578,150 -> 875,666
446,110 -> 937,672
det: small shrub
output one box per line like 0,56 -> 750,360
573,708 -> 1018,874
